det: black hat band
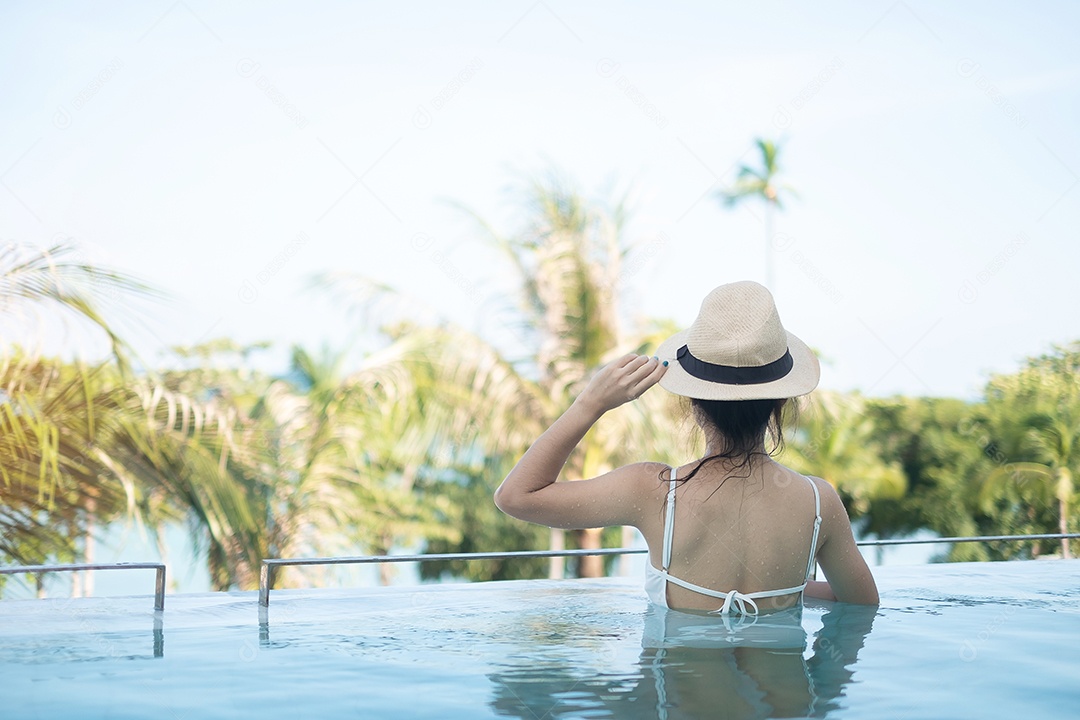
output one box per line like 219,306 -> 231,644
676,345 -> 794,385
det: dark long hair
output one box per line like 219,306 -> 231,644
663,397 -> 795,491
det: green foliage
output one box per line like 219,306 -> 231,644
417,459 -> 549,582
848,343 -> 1080,561
779,391 -> 907,516
858,396 -> 993,560
0,240 -> 157,576
967,342 -> 1080,558
0,356 -> 119,566
341,176 -> 687,580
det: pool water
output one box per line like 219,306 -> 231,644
2,560 -> 1078,719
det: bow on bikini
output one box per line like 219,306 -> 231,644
710,590 -> 760,617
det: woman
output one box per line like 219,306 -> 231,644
494,280 -> 878,615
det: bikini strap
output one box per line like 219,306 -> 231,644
804,475 -> 822,581
661,466 -> 678,571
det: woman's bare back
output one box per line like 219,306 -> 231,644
638,459 -> 824,613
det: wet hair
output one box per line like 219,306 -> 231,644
662,397 -> 794,493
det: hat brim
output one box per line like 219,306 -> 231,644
656,329 -> 820,401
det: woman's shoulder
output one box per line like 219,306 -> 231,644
784,469 -> 834,495
774,469 -> 845,517
613,461 -> 674,498
789,472 -> 849,527
800,474 -> 841,501
628,461 -> 673,483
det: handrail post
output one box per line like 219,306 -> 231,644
259,562 -> 274,607
154,566 -> 166,611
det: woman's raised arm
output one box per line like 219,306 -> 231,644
494,354 -> 667,529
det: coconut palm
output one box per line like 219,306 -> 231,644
0,354 -> 238,594
466,180 -> 687,577
126,351 -> 275,590
716,138 -> 797,292
777,391 -> 907,565
0,245 -> 305,594
436,177 -> 685,577
490,178 -> 632,577
0,241 -> 158,369
980,460 -> 1074,559
324,176 -> 685,578
0,241 -> 157,594
134,338 -> 452,590
0,356 -> 134,570
285,340 -> 462,586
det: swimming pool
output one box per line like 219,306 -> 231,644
2,559 -> 1078,719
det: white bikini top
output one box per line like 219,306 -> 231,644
644,466 -> 822,617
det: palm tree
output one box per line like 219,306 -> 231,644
105,344 -> 296,591
778,391 -> 907,564
324,175 -> 685,578
135,339 -> 446,590
0,241 -> 158,369
980,462 -> 1074,559
2,241 -> 471,592
0,244 -> 303,594
0,353 -> 249,594
285,341 -> 460,586
449,177 -> 688,577
0,241 -> 157,594
716,138 -> 797,292
0,357 -> 134,570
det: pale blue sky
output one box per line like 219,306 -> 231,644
3,0 -> 1079,402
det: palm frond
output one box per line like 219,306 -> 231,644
1,241 -> 163,372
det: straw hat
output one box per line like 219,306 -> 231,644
656,281 -> 819,400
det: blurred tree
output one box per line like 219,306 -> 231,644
716,138 -> 797,292
328,175 -> 685,579
779,390 -> 906,518
0,241 -> 156,595
0,356 -> 135,593
438,177 -> 685,578
140,338 -> 459,590
0,242 -> 152,364
974,343 -> 1080,559
861,395 -> 993,562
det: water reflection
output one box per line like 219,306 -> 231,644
153,611 -> 164,658
0,610 -> 164,664
488,602 -> 876,719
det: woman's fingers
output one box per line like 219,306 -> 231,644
580,353 -> 666,413
632,356 -> 667,395
620,354 -> 666,396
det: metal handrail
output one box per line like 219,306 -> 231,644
258,548 -> 641,606
0,562 -> 166,611
6,533 -> 1075,610
257,532 -> 1080,606
854,533 -> 1080,547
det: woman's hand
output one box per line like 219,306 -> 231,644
494,353 -> 666,529
574,353 -> 667,417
